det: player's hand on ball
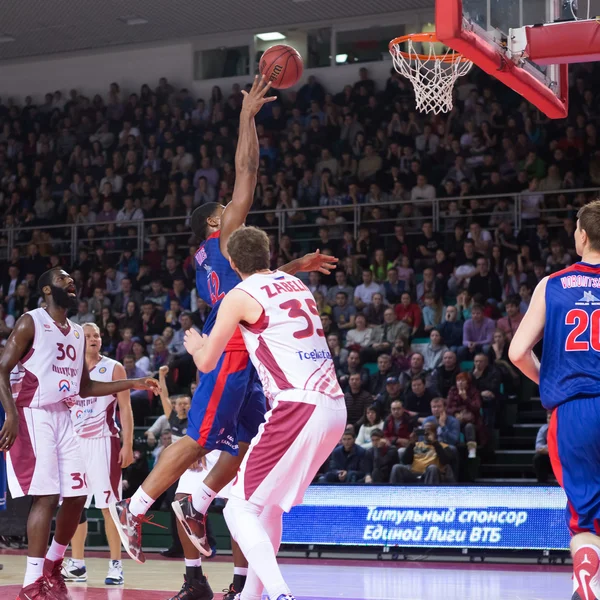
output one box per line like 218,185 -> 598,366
0,410 -> 18,452
297,249 -> 339,275
184,328 -> 207,355
119,446 -> 135,469
133,377 -> 161,395
241,75 -> 276,117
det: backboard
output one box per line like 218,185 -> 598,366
435,0 -> 569,119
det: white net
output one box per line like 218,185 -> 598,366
390,37 -> 473,114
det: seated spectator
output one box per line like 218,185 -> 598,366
389,422 -> 454,484
402,375 -> 434,418
416,268 -> 442,307
307,271 -> 328,296
382,400 -> 415,449
383,267 -> 404,305
370,249 -> 394,283
394,291 -> 422,337
132,339 -> 150,375
447,373 -> 487,458
458,304 -> 495,362
471,352 -> 502,427
496,295 -> 524,341
344,373 -> 374,430
363,292 -> 385,326
438,305 -> 464,351
112,277 -> 143,319
395,255 -> 414,292
337,350 -> 370,391
398,352 -> 426,390
314,290 -> 331,317
145,279 -> 169,307
429,350 -> 460,398
119,300 -> 143,337
150,336 -> 171,373
423,397 -> 461,447
546,239 -> 571,274
468,257 -> 502,304
414,221 -> 442,270
391,335 -> 412,372
422,292 -> 444,332
152,430 -> 173,466
326,270 -> 355,306
369,353 -> 398,396
327,333 -> 348,370
71,300 -> 95,325
354,269 -> 383,311
164,277 -> 191,311
422,328 -> 449,373
101,320 -> 120,359
157,366 -> 190,440
141,300 -> 166,346
364,428 -> 399,483
370,308 -> 410,358
356,405 -> 385,449
375,376 -> 403,416
144,409 -> 172,447
116,327 -> 135,363
332,291 -> 356,336
533,412 -> 554,483
88,287 -> 111,316
345,314 -> 373,351
321,431 -> 367,483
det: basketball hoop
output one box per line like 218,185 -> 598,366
389,33 -> 473,114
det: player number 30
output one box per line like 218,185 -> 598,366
565,309 -> 600,351
56,342 -> 77,361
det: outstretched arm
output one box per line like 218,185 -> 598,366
113,362 -> 134,468
184,289 -> 263,373
0,314 -> 34,451
157,365 -> 173,419
220,76 -> 275,255
509,277 -> 547,384
280,250 -> 339,276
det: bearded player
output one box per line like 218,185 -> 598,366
184,226 -> 346,600
0,267 -> 159,600
510,200 -> 600,600
61,322 -> 134,586
110,76 -> 336,600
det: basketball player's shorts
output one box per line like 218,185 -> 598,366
549,397 -> 600,535
187,350 -> 266,455
230,390 -> 347,512
0,407 -> 6,511
77,436 -> 122,509
176,450 -> 231,499
7,403 -> 88,498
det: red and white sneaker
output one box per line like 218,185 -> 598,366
573,546 -> 600,600
44,559 -> 71,600
108,498 -> 166,564
16,576 -> 54,600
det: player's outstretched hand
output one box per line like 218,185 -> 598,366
132,377 -> 161,395
119,445 -> 134,469
297,249 -> 339,275
184,328 -> 208,355
159,365 -> 169,378
0,410 -> 18,452
241,75 -> 276,117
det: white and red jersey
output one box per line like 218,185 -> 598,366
236,271 -> 343,404
10,308 -> 85,408
69,356 -> 120,438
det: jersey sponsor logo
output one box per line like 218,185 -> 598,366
74,330 -> 80,339
195,246 -> 208,267
560,274 -> 600,289
99,366 -> 107,374
58,379 -> 71,392
296,349 -> 333,361
52,365 -> 79,377
43,323 -> 52,330
576,291 -> 600,305
261,279 -> 308,298
75,407 -> 93,419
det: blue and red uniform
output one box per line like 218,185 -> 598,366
542,262 -> 600,534
187,230 -> 265,454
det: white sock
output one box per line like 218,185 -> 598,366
224,498 -> 289,600
185,558 -> 202,567
234,566 -> 249,576
72,558 -> 85,569
129,487 -> 155,517
191,482 -> 217,515
46,538 -> 68,563
24,557 -> 44,587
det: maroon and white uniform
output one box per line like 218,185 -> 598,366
68,356 -> 122,508
230,271 -> 347,511
7,308 -> 88,498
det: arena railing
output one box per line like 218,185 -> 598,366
1,186 -> 599,266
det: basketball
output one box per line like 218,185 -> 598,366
259,44 -> 304,89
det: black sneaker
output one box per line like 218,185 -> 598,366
168,575 -> 213,600
222,583 -> 239,600
171,495 -> 211,557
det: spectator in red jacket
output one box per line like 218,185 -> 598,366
394,291 -> 422,337
382,400 -> 415,449
446,372 -> 487,458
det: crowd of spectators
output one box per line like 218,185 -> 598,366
1,58 -> 599,485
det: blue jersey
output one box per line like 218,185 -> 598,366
540,262 -> 600,409
195,230 -> 245,350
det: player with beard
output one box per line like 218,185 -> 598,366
0,268 -> 159,600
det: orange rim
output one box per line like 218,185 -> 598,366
389,33 -> 471,64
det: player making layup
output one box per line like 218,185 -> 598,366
110,75 -> 337,600
510,200 -> 600,600
183,226 -> 347,600
61,322 -> 134,587
0,267 -> 159,600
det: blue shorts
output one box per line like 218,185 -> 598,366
187,350 -> 266,455
549,397 -> 600,535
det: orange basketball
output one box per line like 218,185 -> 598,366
259,45 -> 304,89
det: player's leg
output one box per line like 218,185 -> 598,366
25,494 -> 60,585
548,400 -> 600,600
62,508 -> 89,583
